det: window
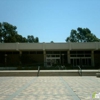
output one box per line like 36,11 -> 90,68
51,55 -> 55,57
77,51 -> 84,54
94,51 -> 100,54
22,51 -> 29,54
30,51 -> 36,54
46,51 -> 52,54
85,55 -> 91,57
13,52 -> 19,54
70,51 -> 76,54
6,51 -> 12,54
0,51 -> 5,54
77,55 -> 84,57
56,55 -> 60,57
85,51 -> 91,54
37,51 -> 43,54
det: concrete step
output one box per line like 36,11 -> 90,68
0,70 -> 99,76
39,72 -> 79,76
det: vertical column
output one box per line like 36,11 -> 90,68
91,50 -> 94,66
5,54 -> 7,67
67,50 -> 70,64
19,51 -> 22,65
43,50 -> 46,66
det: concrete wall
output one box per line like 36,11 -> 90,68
0,43 -> 17,50
19,43 -> 43,50
0,42 -> 100,50
45,43 -> 69,50
71,43 -> 95,50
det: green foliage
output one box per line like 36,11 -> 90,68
27,35 -> 39,43
66,27 -> 100,42
0,22 -> 39,43
34,37 -> 39,43
50,41 -> 54,43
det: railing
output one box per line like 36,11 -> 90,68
37,66 -> 40,76
78,66 -> 82,76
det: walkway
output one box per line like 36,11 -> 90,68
0,76 -> 100,100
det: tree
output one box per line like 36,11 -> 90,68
0,22 -> 39,43
50,41 -> 54,43
34,37 -> 39,43
66,27 -> 100,42
27,35 -> 39,43
16,34 -> 28,43
1,22 -> 18,43
27,35 -> 34,43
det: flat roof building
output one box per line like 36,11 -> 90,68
0,42 -> 100,69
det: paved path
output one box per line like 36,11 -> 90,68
0,76 -> 100,100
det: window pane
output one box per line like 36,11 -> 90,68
22,51 -> 29,54
37,51 -> 43,54
30,51 -> 36,54
70,55 -> 76,57
85,51 -> 91,54
77,55 -> 84,57
70,51 -> 76,54
46,51 -> 52,54
13,52 -> 19,54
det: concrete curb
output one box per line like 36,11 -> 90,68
0,70 -> 99,76
96,73 -> 100,78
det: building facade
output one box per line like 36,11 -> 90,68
0,42 -> 100,68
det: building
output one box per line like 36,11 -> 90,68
0,42 -> 100,69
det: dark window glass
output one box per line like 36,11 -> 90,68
47,55 -> 50,57
70,51 -> 76,54
46,51 -> 52,54
88,59 -> 91,65
82,59 -> 85,65
61,51 -> 67,54
6,51 -> 12,54
94,51 -> 100,54
77,51 -> 84,54
77,55 -> 84,57
70,55 -> 76,57
13,52 -> 19,54
85,55 -> 91,57
51,55 -> 55,57
30,51 -> 36,54
70,59 -> 74,65
56,55 -> 60,57
85,51 -> 91,54
53,51 -> 60,54
0,51 -> 5,54
22,51 -> 29,54
77,59 -> 79,65
37,51 -> 43,54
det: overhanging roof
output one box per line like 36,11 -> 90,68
0,42 -> 100,51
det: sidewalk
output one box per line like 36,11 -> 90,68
0,76 -> 100,100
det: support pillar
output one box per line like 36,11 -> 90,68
19,51 -> 22,65
67,50 -> 70,64
91,50 -> 94,67
5,54 -> 7,67
43,50 -> 46,66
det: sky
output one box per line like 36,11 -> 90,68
0,0 -> 100,42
